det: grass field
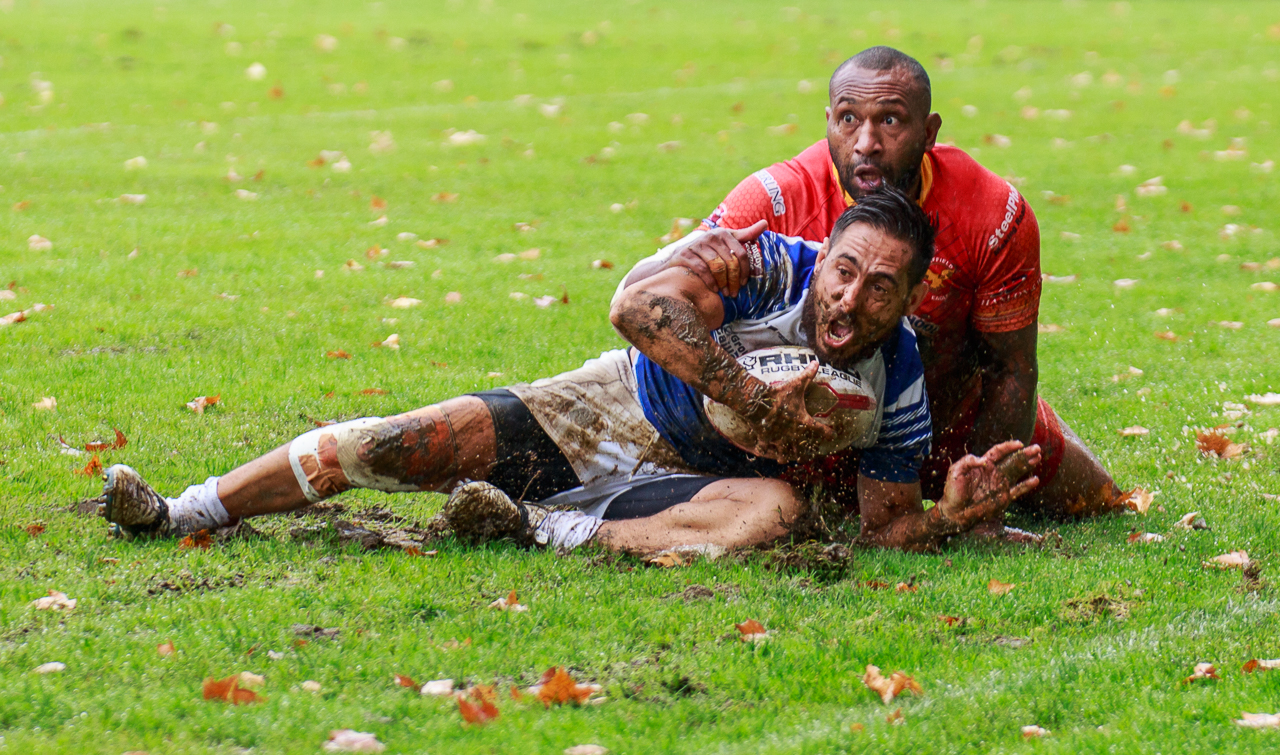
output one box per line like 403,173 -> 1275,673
2,0 -> 1280,752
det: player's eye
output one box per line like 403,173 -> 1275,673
842,113 -> 855,124
884,116 -> 897,126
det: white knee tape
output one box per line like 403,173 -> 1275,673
288,417 -> 404,503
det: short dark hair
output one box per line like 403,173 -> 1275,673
832,46 -> 931,114
827,188 -> 935,288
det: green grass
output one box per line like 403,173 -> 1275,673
2,0 -> 1280,752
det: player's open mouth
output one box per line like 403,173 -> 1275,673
823,317 -> 855,350
852,166 -> 883,192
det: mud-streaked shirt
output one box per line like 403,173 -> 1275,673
633,228 -> 932,483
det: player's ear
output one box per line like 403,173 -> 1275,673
924,112 -> 942,151
906,279 -> 929,314
815,236 -> 831,265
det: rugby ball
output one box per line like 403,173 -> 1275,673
703,346 -> 878,457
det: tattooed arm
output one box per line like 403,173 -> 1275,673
969,323 -> 1039,453
858,441 -> 1043,551
610,267 -> 834,461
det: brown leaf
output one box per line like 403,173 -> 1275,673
646,551 -> 688,568
592,259 -> 614,269
938,615 -> 966,627
886,708 -> 904,725
177,269 -> 200,278
179,529 -> 213,550
1022,725 -> 1051,738
457,693 -> 499,725
202,675 -> 262,704
12,200 -> 31,212
988,579 -> 1015,596
861,580 -> 892,590
1113,217 -> 1131,233
1204,550 -> 1251,569
862,665 -> 922,704
1244,659 -> 1280,673
535,667 -> 596,707
895,582 -> 917,593
25,523 -> 45,536
1117,426 -> 1150,438
432,192 -> 459,203
326,350 -> 352,360
510,685 -> 525,701
560,285 -> 570,305
157,641 -> 176,657
394,673 -> 417,689
369,195 -> 387,211
360,388 -> 388,396
1117,486 -> 1154,514
365,244 -> 386,259
850,723 -> 865,733
1196,431 -> 1245,459
269,85 -> 284,100
1155,330 -> 1179,342
308,157 -> 326,168
1183,662 -> 1219,683
735,619 -> 767,641
84,428 -> 129,452
1127,532 -> 1164,544
186,395 -> 221,414
76,455 -> 104,477
468,684 -> 498,706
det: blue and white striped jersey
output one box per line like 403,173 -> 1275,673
633,228 -> 933,483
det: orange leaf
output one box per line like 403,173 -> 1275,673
76,455 -> 104,476
592,259 -> 614,269
202,675 -> 262,704
861,580 -> 891,590
850,723 -> 865,733
735,619 -> 766,636
432,192 -> 459,204
862,665 -> 923,704
1183,662 -> 1219,683
469,684 -> 498,706
85,428 -> 129,452
987,579 -> 1015,596
370,195 -> 387,211
510,685 -> 525,701
1244,659 -> 1280,673
326,350 -> 352,360
457,693 -> 499,724
360,388 -> 388,395
886,708 -> 904,725
186,395 -> 221,414
308,157 -> 326,168
394,673 -> 417,689
179,529 -> 212,550
895,582 -> 917,593
938,615 -> 966,627
269,85 -> 284,99
157,641 -> 176,657
1112,217 -> 1131,233
536,666 -> 595,707
560,285 -> 570,305
25,523 -> 45,536
1155,330 -> 1179,342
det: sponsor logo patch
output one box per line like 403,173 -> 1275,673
753,169 -> 786,216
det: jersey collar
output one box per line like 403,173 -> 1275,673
832,152 -> 934,208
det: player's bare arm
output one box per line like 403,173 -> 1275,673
610,267 -> 836,462
859,440 -> 1042,551
969,323 -> 1039,452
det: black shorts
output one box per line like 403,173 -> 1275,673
471,389 -> 724,520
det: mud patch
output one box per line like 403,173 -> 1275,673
662,583 -> 740,602
1241,561 -> 1265,593
1061,592 -> 1132,622
754,542 -> 855,582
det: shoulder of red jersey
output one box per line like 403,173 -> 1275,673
705,140 -> 837,235
925,145 -> 1031,228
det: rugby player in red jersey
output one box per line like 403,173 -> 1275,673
621,46 -> 1125,536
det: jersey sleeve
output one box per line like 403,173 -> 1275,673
859,323 -> 932,484
717,230 -> 806,323
969,188 -> 1042,333
700,169 -> 786,233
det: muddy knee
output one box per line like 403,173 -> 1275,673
288,406 -> 464,501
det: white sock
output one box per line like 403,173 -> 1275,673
167,476 -> 230,534
534,510 -> 603,550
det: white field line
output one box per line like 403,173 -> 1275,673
0,79 -> 798,142
710,597 -> 1280,754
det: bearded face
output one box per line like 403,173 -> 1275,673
826,65 -> 937,200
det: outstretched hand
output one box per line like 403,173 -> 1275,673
745,361 -> 837,463
664,220 -> 768,298
935,440 -> 1042,533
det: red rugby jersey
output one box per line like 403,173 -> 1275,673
702,140 -> 1041,421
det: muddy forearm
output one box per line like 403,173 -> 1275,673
612,288 -> 771,420
860,506 -> 959,552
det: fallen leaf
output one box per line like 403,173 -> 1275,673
519,248 -> 541,261
234,189 -> 258,201
1204,550 -> 1250,569
202,675 -> 262,704
988,579 -> 1015,596
76,455 -> 104,477
1196,431 -> 1245,459
118,193 -> 147,205
415,238 -> 448,248
1043,274 -> 1077,283
302,680 -> 322,692
1183,662 -> 1219,683
1253,282 -> 1279,292
1245,392 -> 1280,406
735,619 -> 769,643
1155,330 -> 1179,342
1215,320 -> 1244,330
33,396 -> 57,411
157,641 -> 176,656
432,192 -> 459,203
420,678 -> 454,696
592,259 -> 614,269
370,195 -> 387,211
344,259 -> 365,272
533,295 -> 557,308
83,428 -> 129,452
658,218 -> 694,244
388,297 -> 422,309
444,291 -> 463,304
488,590 -> 528,612
1127,532 -> 1164,544
1173,511 -> 1208,530
323,729 -> 385,753
938,615 -> 967,627
535,667 -> 598,707
886,708 -> 904,725
1235,712 -> 1280,729
365,244 -> 386,258
1021,725 -> 1050,738
1117,486 -> 1154,514
179,529 -> 213,550
1113,217 -> 1131,233
457,693 -> 500,725
895,582 -> 917,593
394,673 -> 417,689
326,350 -> 352,360
28,235 -> 53,251
372,334 -> 400,350
360,388 -> 388,396
25,523 -> 45,536
1118,426 -> 1150,437
30,590 -> 76,611
186,395 -> 221,414
33,661 -> 66,674
1243,659 -> 1280,673
238,671 -> 265,688
564,747 -> 609,755
1114,278 -> 1139,289
862,665 -> 922,704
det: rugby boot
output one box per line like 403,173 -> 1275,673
100,464 -> 175,539
441,480 -> 548,544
